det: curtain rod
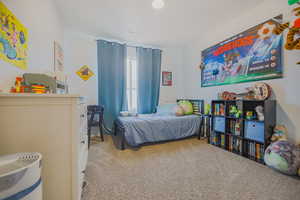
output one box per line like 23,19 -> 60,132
94,36 -> 162,50
125,44 -> 163,51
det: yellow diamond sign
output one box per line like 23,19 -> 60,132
76,65 -> 95,81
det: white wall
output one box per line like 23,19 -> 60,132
0,0 -> 64,92
182,0 -> 300,143
160,46 -> 185,104
63,32 -> 185,105
63,31 -> 98,105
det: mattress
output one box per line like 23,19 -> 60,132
117,114 -> 201,147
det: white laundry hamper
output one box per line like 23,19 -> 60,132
0,153 -> 42,200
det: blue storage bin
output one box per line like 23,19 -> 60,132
245,121 -> 265,143
213,117 -> 225,133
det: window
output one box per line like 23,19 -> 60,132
126,58 -> 137,112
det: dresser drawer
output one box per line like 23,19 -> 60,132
79,116 -> 87,136
79,104 -> 87,122
79,104 -> 87,141
79,171 -> 85,200
79,135 -> 88,171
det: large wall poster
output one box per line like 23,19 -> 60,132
201,15 -> 284,87
0,2 -> 28,70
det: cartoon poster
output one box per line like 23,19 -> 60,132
0,2 -> 28,70
201,15 -> 284,87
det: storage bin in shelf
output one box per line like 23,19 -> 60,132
210,99 -> 276,165
244,120 -> 265,143
213,116 -> 225,133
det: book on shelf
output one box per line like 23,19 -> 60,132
210,132 -> 219,146
246,141 -> 264,161
221,134 -> 225,147
213,136 -> 217,145
210,99 -> 276,165
210,132 -> 227,148
228,119 -> 241,135
227,135 -> 243,154
228,136 -> 232,152
255,143 -> 260,160
214,103 -> 225,116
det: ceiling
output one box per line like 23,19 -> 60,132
53,0 -> 265,47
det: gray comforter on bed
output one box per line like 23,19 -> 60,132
118,114 -> 201,147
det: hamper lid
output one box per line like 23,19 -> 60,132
0,153 -> 42,178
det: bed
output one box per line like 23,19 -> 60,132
112,99 -> 204,150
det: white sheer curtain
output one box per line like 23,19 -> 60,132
126,47 -> 138,113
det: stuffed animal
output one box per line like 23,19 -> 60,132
286,5 -> 300,51
229,106 -> 237,116
178,101 -> 193,115
265,140 -> 300,176
229,105 -> 242,118
265,124 -> 300,176
273,1 -> 300,64
174,105 -> 184,116
255,106 -> 264,121
271,125 -> 288,142
204,104 -> 211,115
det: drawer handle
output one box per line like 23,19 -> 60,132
252,125 -> 256,127
81,140 -> 86,144
81,114 -> 85,118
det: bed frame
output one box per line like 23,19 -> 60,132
112,99 -> 204,150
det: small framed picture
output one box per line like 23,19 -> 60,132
54,41 -> 64,72
162,71 -> 172,86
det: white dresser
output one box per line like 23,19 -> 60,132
0,94 -> 88,200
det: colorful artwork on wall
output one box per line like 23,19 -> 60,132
201,15 -> 284,87
277,1 -> 300,65
76,65 -> 95,81
54,41 -> 64,72
288,0 -> 300,5
0,2 -> 28,70
162,71 -> 172,86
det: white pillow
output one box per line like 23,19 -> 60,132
174,105 -> 185,116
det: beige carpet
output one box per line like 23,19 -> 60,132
82,136 -> 300,200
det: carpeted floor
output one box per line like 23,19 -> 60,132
82,136 -> 300,200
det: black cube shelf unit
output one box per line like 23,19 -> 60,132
210,99 -> 276,164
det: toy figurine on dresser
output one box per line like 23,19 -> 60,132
9,73 -> 68,94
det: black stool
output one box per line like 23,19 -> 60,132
87,105 -> 104,148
